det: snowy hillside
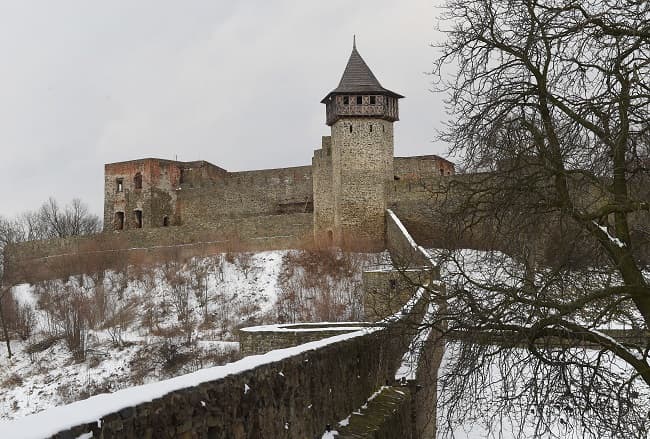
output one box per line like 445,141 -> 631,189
0,250 -> 381,421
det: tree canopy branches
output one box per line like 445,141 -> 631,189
431,0 -> 650,436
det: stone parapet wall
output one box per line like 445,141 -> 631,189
238,323 -> 374,356
4,213 -> 313,284
363,269 -> 432,321
385,210 -> 436,269
334,386 -> 413,439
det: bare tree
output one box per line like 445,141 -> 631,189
38,197 -> 101,238
427,0 -> 650,437
0,216 -> 26,358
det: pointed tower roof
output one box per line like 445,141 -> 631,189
321,39 -> 404,103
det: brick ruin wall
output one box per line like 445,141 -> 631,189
394,156 -> 454,179
103,159 -> 229,230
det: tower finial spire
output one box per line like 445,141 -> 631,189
353,34 -> 356,50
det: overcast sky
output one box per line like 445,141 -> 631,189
0,0 -> 449,219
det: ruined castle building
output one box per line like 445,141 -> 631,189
102,41 -> 455,251
315,39 -> 403,249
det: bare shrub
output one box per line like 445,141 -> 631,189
37,280 -> 93,361
25,334 -> 62,354
129,341 -> 241,383
2,373 -> 23,387
162,261 -> 195,344
275,250 -> 371,322
103,296 -> 139,346
234,252 -> 257,279
0,289 -> 36,341
187,258 -> 211,323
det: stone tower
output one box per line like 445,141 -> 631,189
313,39 -> 403,249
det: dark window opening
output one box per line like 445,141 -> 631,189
369,124 -> 373,132
179,170 -> 185,185
134,210 -> 143,228
440,168 -> 444,175
114,212 -> 124,230
116,178 -> 124,193
163,216 -> 169,227
349,124 -> 353,133
356,96 -> 363,105
370,96 -> 376,104
389,279 -> 397,289
343,96 -> 349,105
327,230 -> 333,244
134,172 -> 142,190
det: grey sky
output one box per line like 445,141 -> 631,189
0,0 -> 448,219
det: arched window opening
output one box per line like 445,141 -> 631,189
163,216 -> 169,227
116,178 -> 124,193
134,172 -> 142,190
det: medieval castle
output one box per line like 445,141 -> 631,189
102,41 -> 454,250
6,42 -> 456,284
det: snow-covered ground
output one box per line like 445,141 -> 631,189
0,249 -> 377,421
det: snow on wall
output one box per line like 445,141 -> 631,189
386,209 -> 437,268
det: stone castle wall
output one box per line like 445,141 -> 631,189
238,323 -> 374,356
312,136 -> 334,244
178,166 -> 313,223
394,155 -> 454,179
4,213 -> 313,284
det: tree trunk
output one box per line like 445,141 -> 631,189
0,294 -> 12,359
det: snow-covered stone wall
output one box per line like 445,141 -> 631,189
385,210 -> 437,270
238,323 -> 373,357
